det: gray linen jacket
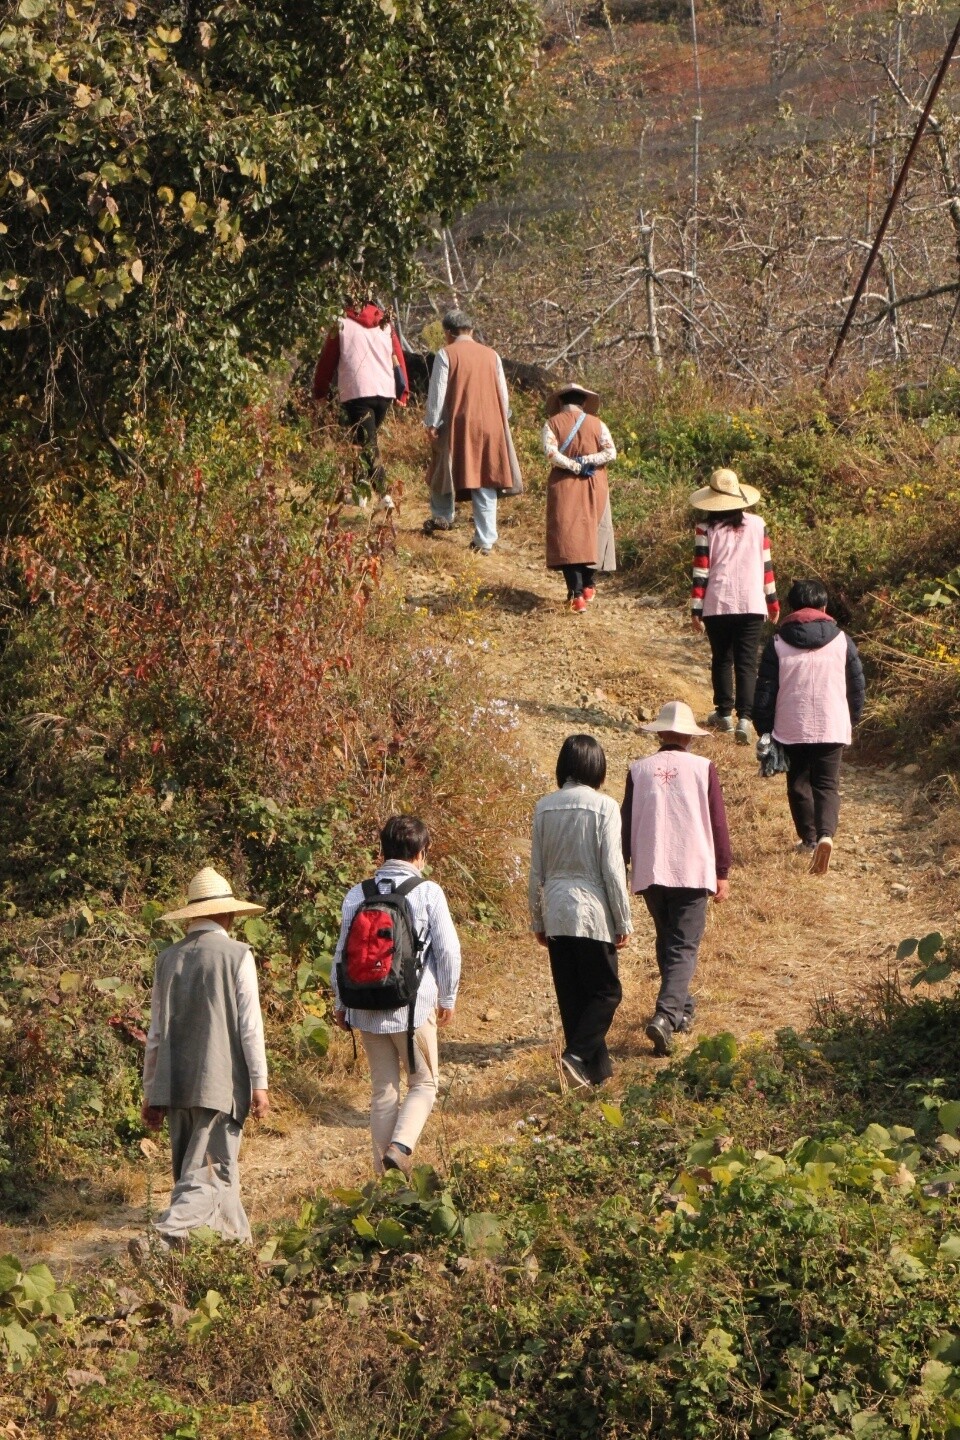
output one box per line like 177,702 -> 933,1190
528,781 -> 633,942
147,929 -> 254,1123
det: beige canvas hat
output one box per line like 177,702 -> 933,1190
161,867 -> 265,923
689,467 -> 761,512
546,383 -> 601,417
640,700 -> 710,737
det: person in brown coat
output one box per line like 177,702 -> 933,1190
422,311 -> 522,555
543,384 -> 617,613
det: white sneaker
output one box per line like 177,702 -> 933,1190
706,712 -> 735,732
734,717 -> 752,746
810,837 -> 833,876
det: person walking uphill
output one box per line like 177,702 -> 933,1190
530,735 -> 632,1087
136,868 -> 269,1253
331,815 -> 461,1177
690,468 -> 779,746
543,384 -> 618,613
422,310 -> 522,555
621,702 -> 732,1057
753,579 -> 865,877
313,299 -> 409,506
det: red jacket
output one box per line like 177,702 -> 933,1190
312,304 -> 409,405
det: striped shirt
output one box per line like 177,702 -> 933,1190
690,518 -> 778,618
330,861 -> 462,1033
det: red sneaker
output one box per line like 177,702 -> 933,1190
570,596 -> 587,613
582,586 -> 596,603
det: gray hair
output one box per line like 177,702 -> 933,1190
442,309 -> 474,334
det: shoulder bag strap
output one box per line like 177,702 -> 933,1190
558,411 -> 588,455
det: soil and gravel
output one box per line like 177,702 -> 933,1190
5,485 -> 958,1272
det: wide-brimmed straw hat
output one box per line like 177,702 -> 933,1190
689,467 -> 760,512
161,867 -> 265,923
546,383 -> 601,417
641,700 -> 710,737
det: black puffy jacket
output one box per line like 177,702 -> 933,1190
752,609 -> 865,738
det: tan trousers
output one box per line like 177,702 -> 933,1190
359,1013 -> 439,1172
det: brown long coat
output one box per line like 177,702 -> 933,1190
546,411 -> 611,569
428,338 -> 522,500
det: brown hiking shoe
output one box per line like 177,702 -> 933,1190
382,1142 -> 413,1178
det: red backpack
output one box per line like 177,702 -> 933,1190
336,877 -> 426,1067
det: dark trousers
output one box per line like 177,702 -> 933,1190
342,396 -> 392,492
548,936 -> 622,1084
561,563 -> 596,599
783,742 -> 844,844
703,614 -> 765,718
641,886 -> 709,1031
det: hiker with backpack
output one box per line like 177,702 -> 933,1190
331,815 -> 461,1177
529,735 -> 633,1088
752,578 -> 866,876
690,468 -> 780,746
621,702 -> 732,1057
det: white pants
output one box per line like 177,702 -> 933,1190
359,1014 -> 439,1172
154,1106 -> 251,1243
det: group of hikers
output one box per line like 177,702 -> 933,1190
133,306 -> 867,1254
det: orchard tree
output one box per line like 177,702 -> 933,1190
0,0 -> 539,438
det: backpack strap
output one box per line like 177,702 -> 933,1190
360,878 -> 381,900
406,1003 -> 417,1075
558,410 -> 587,454
392,876 -> 425,898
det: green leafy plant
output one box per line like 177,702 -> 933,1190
0,1254 -> 74,1372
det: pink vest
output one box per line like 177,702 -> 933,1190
772,632 -> 852,745
337,317 -> 395,402
703,513 -> 767,617
628,749 -> 717,892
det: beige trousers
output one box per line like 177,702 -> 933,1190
359,1013 -> 439,1172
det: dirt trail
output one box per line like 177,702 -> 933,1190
5,489 -> 958,1273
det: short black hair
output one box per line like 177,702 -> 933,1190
380,815 -> 430,861
787,578 -> 829,612
556,734 -> 607,790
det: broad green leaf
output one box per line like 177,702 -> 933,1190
940,1101 -> 960,1138
0,1318 -> 39,1369
17,0 -> 46,17
462,1212 -> 503,1256
600,1102 -> 624,1128
385,1327 -> 422,1350
428,1202 -> 459,1237
58,971 -> 83,993
0,1257 -> 22,1296
351,1214 -> 376,1239
243,917 -> 270,946
896,937 -> 919,961
919,931 -> 945,963
20,1264 -> 56,1304
938,1233 -> 960,1261
375,1218 -> 406,1248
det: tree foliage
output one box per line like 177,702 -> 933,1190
0,0 -> 539,435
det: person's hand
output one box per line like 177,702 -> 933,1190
250,1089 -> 270,1121
534,932 -> 549,948
691,613 -> 704,635
615,933 -> 630,949
714,878 -> 730,903
333,1007 -> 351,1032
141,1102 -> 166,1131
437,1007 -> 455,1027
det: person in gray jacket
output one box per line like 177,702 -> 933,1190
529,734 -> 633,1088
135,867 -> 269,1252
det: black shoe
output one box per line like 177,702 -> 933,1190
468,540 -> 492,555
422,516 -> 455,535
645,1015 -> 673,1056
676,1015 -> 693,1035
560,1051 -> 592,1088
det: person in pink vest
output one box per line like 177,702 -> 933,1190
313,300 -> 409,507
621,701 -> 731,1056
753,579 -> 865,876
690,467 -> 779,746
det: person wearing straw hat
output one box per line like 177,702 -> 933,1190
621,701 -> 731,1056
690,467 -> 779,746
543,384 -> 618,613
135,867 -> 269,1251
